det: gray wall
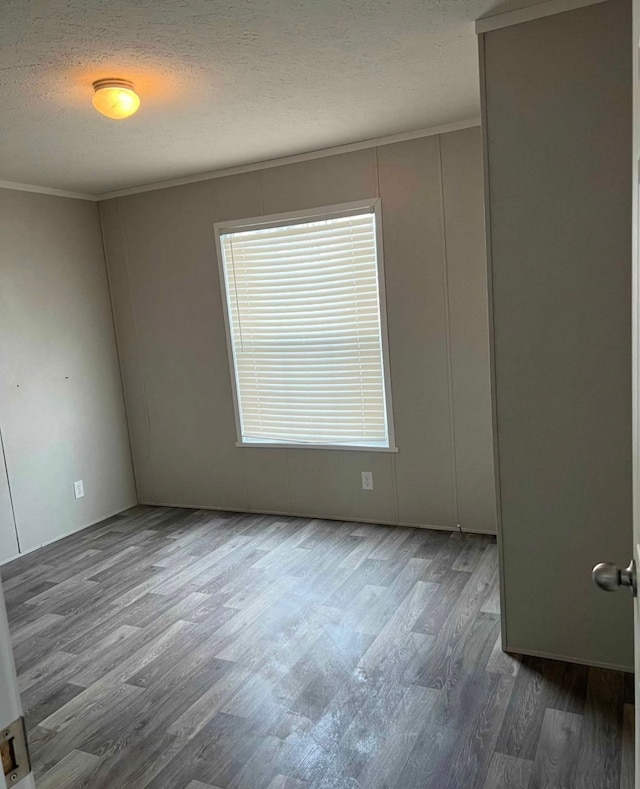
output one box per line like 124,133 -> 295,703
100,127 -> 497,533
480,0 -> 633,669
0,189 -> 137,557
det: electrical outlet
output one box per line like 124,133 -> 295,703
361,471 -> 374,491
73,480 -> 85,499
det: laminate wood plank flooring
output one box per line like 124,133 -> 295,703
1,506 -> 633,788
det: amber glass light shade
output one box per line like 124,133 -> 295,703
92,79 -> 140,120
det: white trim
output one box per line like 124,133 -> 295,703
0,119 -> 480,203
0,179 -> 98,202
372,196 -> 396,452
215,219 -> 246,451
99,119 -> 480,200
138,501 -> 497,535
215,197 -> 397,453
0,502 -> 136,566
632,0 -> 640,776
213,199 -> 379,234
234,441 -> 399,452
478,33 -> 510,656
0,583 -> 36,789
436,135 -> 461,527
475,0 -> 608,34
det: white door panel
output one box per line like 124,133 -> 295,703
0,582 -> 33,788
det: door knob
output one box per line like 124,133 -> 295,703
592,560 -> 636,594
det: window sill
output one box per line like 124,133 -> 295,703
236,441 -> 399,453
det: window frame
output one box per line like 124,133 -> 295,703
214,197 -> 397,452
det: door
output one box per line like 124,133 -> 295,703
584,0 -> 640,779
0,581 -> 33,788
597,0 -> 640,779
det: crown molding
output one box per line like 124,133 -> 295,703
475,0 -> 607,34
0,117 -> 481,203
0,180 -> 98,201
97,118 -> 480,200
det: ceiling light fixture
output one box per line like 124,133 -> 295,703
92,79 -> 140,120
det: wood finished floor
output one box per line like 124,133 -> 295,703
1,506 -> 634,789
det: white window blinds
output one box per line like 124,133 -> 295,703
218,205 -> 392,448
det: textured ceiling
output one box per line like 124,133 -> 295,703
1,0 -> 547,195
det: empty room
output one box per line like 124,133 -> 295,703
0,0 -> 637,787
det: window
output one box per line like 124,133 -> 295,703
216,199 -> 395,450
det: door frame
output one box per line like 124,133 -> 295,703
631,0 -> 640,779
0,581 -> 34,789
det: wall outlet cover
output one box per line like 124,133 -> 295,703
361,471 -> 374,490
73,480 -> 85,499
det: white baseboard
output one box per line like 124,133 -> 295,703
0,501 -> 137,566
138,500 -> 497,536
1,500 -> 496,570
